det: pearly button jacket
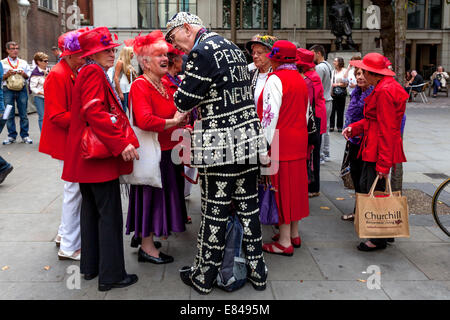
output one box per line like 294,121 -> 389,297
174,31 -> 266,168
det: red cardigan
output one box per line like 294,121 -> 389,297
62,63 -> 138,183
130,75 -> 179,151
39,60 -> 74,160
349,76 -> 408,174
257,69 -> 309,161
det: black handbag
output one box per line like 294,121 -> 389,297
332,86 -> 347,97
340,141 -> 355,189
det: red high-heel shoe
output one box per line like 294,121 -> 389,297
271,233 -> 302,248
262,242 -> 294,256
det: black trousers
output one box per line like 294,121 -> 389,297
359,162 -> 388,246
330,95 -> 346,130
349,142 -> 364,195
308,134 -> 322,193
79,179 -> 127,284
190,165 -> 267,293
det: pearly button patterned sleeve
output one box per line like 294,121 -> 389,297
261,74 -> 282,146
174,50 -> 215,113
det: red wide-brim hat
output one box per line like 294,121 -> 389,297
296,48 -> 315,69
58,28 -> 90,58
350,52 -> 395,76
78,27 -> 120,58
266,40 -> 299,63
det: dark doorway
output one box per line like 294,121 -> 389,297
1,0 -> 12,59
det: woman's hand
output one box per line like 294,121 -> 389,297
119,92 -> 124,101
377,172 -> 389,179
173,111 -> 188,125
342,127 -> 352,140
121,144 -> 139,162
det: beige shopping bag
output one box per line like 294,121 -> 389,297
355,176 -> 410,238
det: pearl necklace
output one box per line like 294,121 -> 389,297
144,74 -> 168,99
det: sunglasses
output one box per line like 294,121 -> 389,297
42,60 -> 49,63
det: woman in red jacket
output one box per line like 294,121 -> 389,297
39,29 -> 87,261
258,40 -> 310,256
125,31 -> 188,264
296,48 -> 327,198
62,27 -> 140,291
343,53 -> 409,251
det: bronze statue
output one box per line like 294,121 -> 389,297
329,0 -> 356,51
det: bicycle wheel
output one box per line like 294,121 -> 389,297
431,178 -> 450,237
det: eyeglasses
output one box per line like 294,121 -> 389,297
105,48 -> 117,54
167,27 -> 183,44
9,47 -> 19,51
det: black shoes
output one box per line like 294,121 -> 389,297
357,242 -> 387,252
137,248 -> 174,264
179,266 -> 210,295
130,236 -> 161,249
330,128 -> 335,132
84,273 -> 98,281
98,274 -> 138,292
0,166 -> 13,184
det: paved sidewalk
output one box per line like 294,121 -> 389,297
0,97 -> 449,300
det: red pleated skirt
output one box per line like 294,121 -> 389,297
271,158 -> 310,225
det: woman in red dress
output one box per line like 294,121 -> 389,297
257,40 -> 310,256
125,31 -> 188,264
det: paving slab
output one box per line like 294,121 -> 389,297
0,242 -> 78,282
104,279 -> 191,300
0,213 -> 60,242
306,241 -> 429,281
396,242 -> 450,280
271,280 -> 389,300
191,281 -> 275,300
381,281 -> 450,300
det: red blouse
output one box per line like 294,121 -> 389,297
129,75 -> 179,151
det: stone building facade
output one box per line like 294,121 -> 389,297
93,0 -> 450,78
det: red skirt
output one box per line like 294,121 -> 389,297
271,158 -> 310,225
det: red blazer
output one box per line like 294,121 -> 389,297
257,69 -> 309,161
62,64 -> 138,183
39,60 -> 75,160
349,76 -> 408,174
305,70 -> 327,134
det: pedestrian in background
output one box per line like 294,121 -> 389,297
113,46 -> 137,113
430,66 -> 448,97
0,63 -> 14,184
343,55 -> 361,96
1,41 -> 32,145
51,46 -> 62,63
29,52 -> 49,131
62,27 -> 139,291
343,53 -> 408,251
310,45 -> 332,163
125,31 -> 188,265
39,29 -> 88,261
258,41 -> 310,257
330,56 -> 348,132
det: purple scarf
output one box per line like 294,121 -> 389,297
344,85 -> 374,145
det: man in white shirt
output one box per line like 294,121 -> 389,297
310,45 -> 332,163
1,41 -> 32,145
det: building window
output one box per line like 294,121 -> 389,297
407,0 -> 426,29
407,0 -> 442,30
427,0 -> 441,29
39,0 -> 58,13
306,0 -> 324,29
223,0 -> 281,29
138,0 -> 197,29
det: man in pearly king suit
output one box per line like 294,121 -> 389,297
166,12 -> 268,295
